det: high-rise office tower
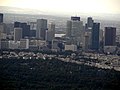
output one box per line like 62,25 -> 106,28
48,23 -> 55,33
66,21 -> 72,37
26,25 -> 30,38
85,17 -> 94,32
105,27 -> 116,46
66,17 -> 83,46
84,32 -> 92,50
28,22 -> 36,37
30,30 -> 36,37
14,22 -> 21,28
91,23 -> 100,50
71,16 -> 80,21
71,20 -> 83,38
20,23 -> 30,38
14,28 -> 22,42
0,13 -> 3,23
14,22 -> 30,38
36,19 -> 47,40
87,17 -> 93,28
46,23 -> 55,42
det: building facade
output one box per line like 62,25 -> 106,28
105,27 -> 116,46
0,13 -> 3,23
14,28 -> 22,42
91,23 -> 100,51
36,19 -> 47,40
66,17 -> 84,47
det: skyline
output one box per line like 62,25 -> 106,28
0,0 -> 120,16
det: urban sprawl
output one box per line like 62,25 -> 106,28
0,13 -> 120,71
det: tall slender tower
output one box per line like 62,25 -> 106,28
105,27 -> 116,46
0,13 -> 3,23
87,17 -> 93,28
66,21 -> 72,37
46,23 -> 55,42
91,23 -> 100,50
36,19 -> 47,40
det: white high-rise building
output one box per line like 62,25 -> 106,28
36,19 -> 47,40
66,19 -> 84,47
14,28 -> 22,42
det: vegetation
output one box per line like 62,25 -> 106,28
0,58 -> 120,90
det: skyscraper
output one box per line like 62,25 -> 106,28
36,19 -> 47,40
71,16 -> 80,21
14,22 -> 30,38
20,23 -> 30,38
105,27 -> 116,46
14,22 -> 21,28
14,28 -> 22,42
46,23 -> 55,42
87,17 -> 93,28
66,17 -> 83,46
0,13 -> 3,23
66,21 -> 72,37
91,23 -> 100,50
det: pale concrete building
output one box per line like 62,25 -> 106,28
66,19 -> 84,47
14,28 -> 22,42
36,19 -> 47,40
9,41 -> 20,49
19,39 -> 29,49
65,44 -> 77,51
46,23 -> 55,42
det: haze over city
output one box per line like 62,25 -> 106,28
0,0 -> 120,17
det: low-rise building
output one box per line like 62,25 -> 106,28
65,44 -> 77,51
19,39 -> 29,49
104,46 -> 117,54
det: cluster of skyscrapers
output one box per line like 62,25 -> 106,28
66,16 -> 117,53
0,13 -> 55,51
0,13 -> 119,53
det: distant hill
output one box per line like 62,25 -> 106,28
0,6 -> 68,23
0,6 -> 46,15
0,6 -> 120,21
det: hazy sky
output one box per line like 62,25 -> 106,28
0,0 -> 120,15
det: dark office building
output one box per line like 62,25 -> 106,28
105,27 -> 116,46
36,19 -> 47,40
71,16 -> 80,21
0,13 -> 3,23
91,23 -> 100,51
87,17 -> 94,28
20,23 -> 30,38
19,23 -> 26,38
0,39 -> 9,50
30,30 -> 36,37
26,25 -> 30,37
14,22 -> 21,28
